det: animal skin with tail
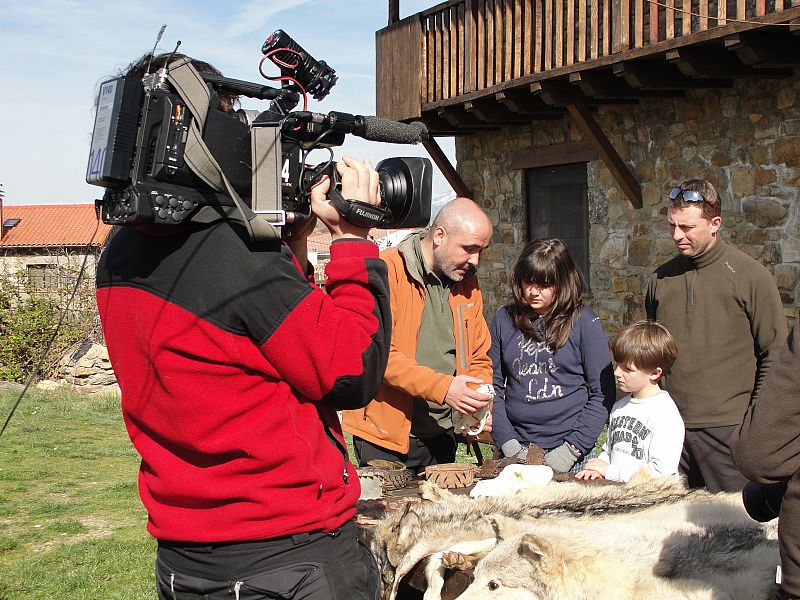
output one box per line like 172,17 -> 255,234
457,513 -> 778,599
366,474 -> 778,600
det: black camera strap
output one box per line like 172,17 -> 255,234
167,58 -> 281,243
326,188 -> 391,229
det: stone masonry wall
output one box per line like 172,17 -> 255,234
457,75 -> 800,335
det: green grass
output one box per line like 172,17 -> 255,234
0,387 -> 604,599
0,388 -> 493,599
0,388 -> 153,600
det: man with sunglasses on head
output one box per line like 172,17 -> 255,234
645,179 -> 787,493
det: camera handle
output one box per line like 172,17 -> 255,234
325,187 -> 392,229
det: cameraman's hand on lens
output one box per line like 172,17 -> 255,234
310,156 -> 379,240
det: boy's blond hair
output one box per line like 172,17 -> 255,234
610,320 -> 678,375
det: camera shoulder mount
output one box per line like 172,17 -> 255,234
325,187 -> 392,229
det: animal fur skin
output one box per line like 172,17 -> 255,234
458,514 -> 778,599
367,475 -> 778,600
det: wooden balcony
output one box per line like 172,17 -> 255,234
377,0 -> 800,131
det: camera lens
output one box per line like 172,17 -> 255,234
376,157 -> 432,229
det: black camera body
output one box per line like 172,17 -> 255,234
88,79 -> 253,225
87,32 -> 432,232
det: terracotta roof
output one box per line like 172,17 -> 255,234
307,228 -> 415,254
0,204 -> 113,248
308,230 -> 332,254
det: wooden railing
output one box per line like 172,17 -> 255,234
376,0 -> 798,119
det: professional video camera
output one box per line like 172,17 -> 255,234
86,30 -> 432,239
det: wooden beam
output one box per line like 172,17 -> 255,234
438,106 -> 504,128
389,0 -> 400,24
532,79 -> 638,106
666,47 -> 792,78
569,70 -> 684,98
566,103 -> 642,209
495,90 -> 566,117
420,111 -> 500,134
613,61 -> 733,89
464,99 -> 535,123
421,137 -> 473,198
531,80 -> 586,105
725,32 -> 800,68
511,141 -> 598,169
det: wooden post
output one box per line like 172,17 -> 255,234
666,0 -> 675,37
389,0 -> 400,24
635,0 -> 643,47
613,0 -> 631,53
463,2 -> 476,94
376,17 -> 424,121
422,137 -> 473,199
566,103 -> 642,208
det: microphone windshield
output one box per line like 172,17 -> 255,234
360,116 -> 428,144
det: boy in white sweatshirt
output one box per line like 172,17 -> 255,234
577,320 -> 684,483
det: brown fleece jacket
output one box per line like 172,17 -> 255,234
645,238 -> 787,428
731,322 -> 800,597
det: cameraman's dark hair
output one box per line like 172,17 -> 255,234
124,52 -> 238,113
610,320 -> 678,375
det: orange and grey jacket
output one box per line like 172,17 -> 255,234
342,232 -> 493,453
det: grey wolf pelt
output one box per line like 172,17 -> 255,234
457,514 -> 779,599
367,476 -> 774,600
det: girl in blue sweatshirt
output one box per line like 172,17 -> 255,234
489,239 -> 616,473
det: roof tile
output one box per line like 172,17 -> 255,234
0,204 -> 112,248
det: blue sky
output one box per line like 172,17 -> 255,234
0,0 -> 455,205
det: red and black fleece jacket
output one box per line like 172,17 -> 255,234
95,221 -> 390,543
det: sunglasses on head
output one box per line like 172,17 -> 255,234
668,187 -> 712,205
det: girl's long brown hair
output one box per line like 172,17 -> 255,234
510,239 -> 584,349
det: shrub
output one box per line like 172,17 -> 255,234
0,259 -> 101,383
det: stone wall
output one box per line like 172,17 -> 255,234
35,341 -> 119,394
456,74 -> 800,334
0,250 -> 102,280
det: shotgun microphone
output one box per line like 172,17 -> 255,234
290,111 -> 429,144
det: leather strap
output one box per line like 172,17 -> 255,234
166,58 -> 281,242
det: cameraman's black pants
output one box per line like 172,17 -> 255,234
155,520 -> 379,600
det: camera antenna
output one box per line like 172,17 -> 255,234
146,39 -> 181,91
166,40 -> 181,64
144,24 -> 167,77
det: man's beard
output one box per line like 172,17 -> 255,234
432,246 -> 473,282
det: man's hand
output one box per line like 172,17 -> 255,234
444,375 -> 492,414
310,156 -> 379,240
